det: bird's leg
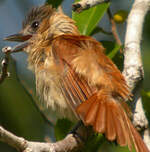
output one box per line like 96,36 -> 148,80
69,121 -> 93,142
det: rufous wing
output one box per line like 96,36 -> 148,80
51,34 -> 149,152
77,91 -> 149,152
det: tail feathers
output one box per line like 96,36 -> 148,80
128,118 -> 149,152
76,93 -> 149,152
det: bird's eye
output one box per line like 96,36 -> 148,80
31,21 -> 39,29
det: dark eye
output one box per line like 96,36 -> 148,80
31,21 -> 39,29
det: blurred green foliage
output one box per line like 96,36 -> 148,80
0,57 -> 46,139
46,0 -> 64,8
0,56 -> 50,151
101,41 -> 123,70
141,90 -> 150,122
54,119 -> 74,141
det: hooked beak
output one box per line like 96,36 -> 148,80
3,33 -> 32,53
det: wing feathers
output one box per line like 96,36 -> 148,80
112,105 -> 127,146
106,103 -> 116,141
76,91 -> 149,152
85,100 -> 99,125
51,34 -> 149,151
77,94 -> 96,120
95,100 -> 106,133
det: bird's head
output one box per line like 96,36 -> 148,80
4,4 -> 79,53
3,5 -> 56,52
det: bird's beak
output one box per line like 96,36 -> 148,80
4,33 -> 32,42
3,33 -> 32,53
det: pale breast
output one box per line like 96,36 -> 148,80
35,58 -> 78,122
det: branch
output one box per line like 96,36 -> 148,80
0,125 -> 88,152
0,46 -> 11,84
107,8 -> 123,53
72,0 -> 109,13
123,0 -> 150,149
0,126 -> 26,151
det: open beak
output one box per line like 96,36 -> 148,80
4,33 -> 32,42
4,33 -> 32,53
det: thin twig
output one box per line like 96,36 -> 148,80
107,8 -> 123,53
0,46 -> 11,84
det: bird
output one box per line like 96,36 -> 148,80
4,4 -> 149,152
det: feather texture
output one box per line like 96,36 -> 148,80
50,34 -> 149,152
6,5 -> 149,151
23,7 -> 149,151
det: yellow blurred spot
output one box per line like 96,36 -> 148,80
113,10 -> 128,24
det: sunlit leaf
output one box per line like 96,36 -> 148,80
72,1 -> 110,35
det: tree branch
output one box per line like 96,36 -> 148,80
123,0 -> 150,149
72,0 -> 109,13
0,46 -> 11,84
0,126 -> 26,151
0,125 -> 87,152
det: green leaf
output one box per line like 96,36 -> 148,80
90,26 -> 112,36
111,144 -> 136,152
82,134 -> 105,152
141,90 -> 150,98
54,118 -> 74,141
141,90 -> 150,122
46,0 -> 64,8
101,41 -> 120,59
107,43 -> 121,59
72,1 -> 110,35
101,41 -> 123,70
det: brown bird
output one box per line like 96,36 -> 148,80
4,4 -> 149,152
